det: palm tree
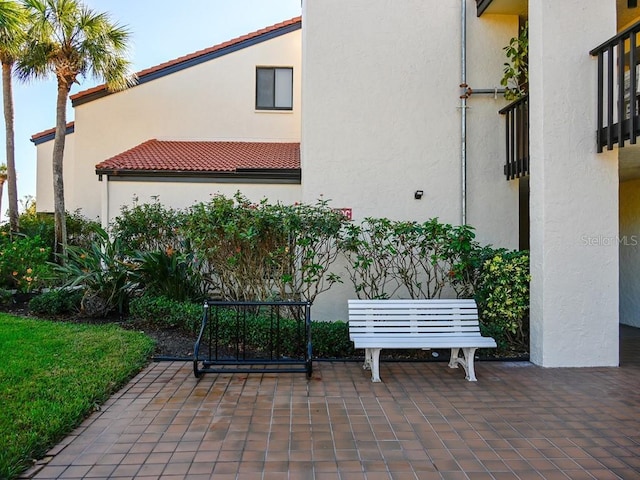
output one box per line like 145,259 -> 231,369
17,0 -> 135,258
0,0 -> 27,233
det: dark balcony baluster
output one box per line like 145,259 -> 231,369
597,52 -> 604,153
631,31 -> 637,144
607,44 -> 614,150
591,20 -> 640,151
618,37 -> 626,148
500,95 -> 529,180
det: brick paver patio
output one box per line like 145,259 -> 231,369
24,326 -> 640,479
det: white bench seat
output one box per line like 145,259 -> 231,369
348,299 -> 497,382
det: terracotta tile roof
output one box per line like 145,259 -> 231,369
95,140 -> 300,173
31,122 -> 75,142
71,16 -> 302,104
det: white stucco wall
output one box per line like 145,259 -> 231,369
302,0 -> 519,319
101,179 -> 301,227
465,13 -> 520,248
620,178 -> 640,328
36,28 -> 302,221
35,132 -> 75,215
529,0 -> 619,367
302,0 -> 516,234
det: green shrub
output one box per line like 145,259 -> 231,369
111,202 -> 185,253
184,193 -> 346,303
1,207 -> 100,253
0,234 -> 53,292
129,295 -> 202,332
204,306 -> 355,359
66,210 -> 102,249
312,320 -> 355,358
0,289 -> 12,305
29,288 -> 83,315
129,248 -> 204,302
240,310 -> 306,357
340,217 -> 478,300
55,228 -> 133,317
130,296 -> 355,359
475,250 -> 530,353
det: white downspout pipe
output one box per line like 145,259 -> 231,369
460,0 -> 467,226
100,174 -> 109,231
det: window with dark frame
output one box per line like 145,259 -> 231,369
256,67 -> 293,110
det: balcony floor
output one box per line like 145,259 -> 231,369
24,326 -> 640,480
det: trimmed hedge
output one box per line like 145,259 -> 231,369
128,296 -> 357,359
129,295 -> 202,332
29,288 -> 83,315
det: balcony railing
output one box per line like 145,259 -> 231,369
590,21 -> 640,152
499,95 -> 529,180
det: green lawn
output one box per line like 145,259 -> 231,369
0,314 -> 155,479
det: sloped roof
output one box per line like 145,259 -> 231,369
30,122 -> 75,145
71,16 -> 302,107
95,139 -> 300,175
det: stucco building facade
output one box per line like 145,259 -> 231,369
32,1 -> 640,368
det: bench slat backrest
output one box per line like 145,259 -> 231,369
348,299 -> 480,336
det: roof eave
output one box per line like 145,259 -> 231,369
96,168 -> 301,183
72,19 -> 302,108
31,123 -> 75,145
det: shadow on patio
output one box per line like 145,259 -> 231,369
25,326 -> 640,479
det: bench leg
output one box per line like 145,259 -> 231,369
448,348 -> 461,369
365,348 -> 382,382
363,349 -> 372,370
448,347 -> 478,382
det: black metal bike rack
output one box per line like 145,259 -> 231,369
193,300 -> 312,378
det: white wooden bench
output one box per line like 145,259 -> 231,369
348,299 -> 496,382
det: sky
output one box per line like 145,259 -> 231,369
2,0 -> 302,219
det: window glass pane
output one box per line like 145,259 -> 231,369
256,68 -> 274,108
274,68 -> 293,109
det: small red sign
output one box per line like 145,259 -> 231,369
335,208 -> 352,220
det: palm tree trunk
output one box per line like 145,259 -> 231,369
0,178 -> 5,223
53,82 -> 69,261
2,61 -> 18,232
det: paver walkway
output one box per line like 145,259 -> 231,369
24,326 -> 640,479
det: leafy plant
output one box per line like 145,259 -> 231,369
111,201 -> 186,253
184,193 -> 346,303
474,250 -> 530,352
129,247 -> 204,302
194,304 -> 353,359
55,228 -> 134,317
501,22 -> 528,101
269,199 -> 345,303
28,288 -> 83,315
0,234 -> 53,292
340,217 -> 396,299
129,294 -> 202,331
0,289 -> 12,305
0,206 -> 100,253
311,320 -> 355,358
340,218 -> 479,300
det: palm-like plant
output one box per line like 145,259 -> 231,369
0,0 -> 28,233
16,0 -> 136,258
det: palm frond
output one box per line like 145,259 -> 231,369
18,0 -> 135,89
0,0 -> 28,63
